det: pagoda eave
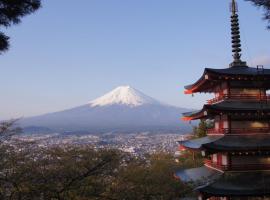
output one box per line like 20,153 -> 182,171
180,135 -> 270,154
180,136 -> 223,151
182,101 -> 270,121
184,67 -> 270,94
202,135 -> 270,153
182,110 -> 207,121
184,69 -> 217,94
175,166 -> 222,184
197,171 -> 270,197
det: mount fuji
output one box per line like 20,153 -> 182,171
20,86 -> 192,134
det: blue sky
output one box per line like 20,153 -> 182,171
1,0 -> 270,120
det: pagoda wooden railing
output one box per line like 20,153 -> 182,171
207,127 -> 270,135
231,163 -> 270,171
204,159 -> 228,171
207,94 -> 270,104
204,159 -> 270,171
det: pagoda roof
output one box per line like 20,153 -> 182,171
205,66 -> 270,76
182,101 -> 270,120
209,101 -> 270,110
184,66 -> 270,94
203,134 -> 270,152
175,166 -> 222,184
182,110 -> 205,121
180,136 -> 223,150
197,171 -> 270,197
181,135 -> 270,153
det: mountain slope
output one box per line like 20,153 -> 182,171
89,86 -> 161,107
20,86 -> 192,133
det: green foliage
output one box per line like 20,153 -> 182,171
0,122 -> 194,199
246,0 -> 270,29
0,145 -> 122,199
177,150 -> 204,169
0,119 -> 22,142
0,144 -> 193,200
192,120 -> 213,138
109,153 -> 193,200
0,0 -> 41,52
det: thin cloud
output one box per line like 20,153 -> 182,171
250,55 -> 270,66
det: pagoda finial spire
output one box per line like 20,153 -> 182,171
229,0 -> 247,67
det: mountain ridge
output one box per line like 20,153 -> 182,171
19,86 -> 192,134
89,86 -> 165,107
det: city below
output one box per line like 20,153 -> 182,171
10,132 -> 190,157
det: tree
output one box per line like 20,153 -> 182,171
0,145 -> 196,200
0,0 -> 41,53
0,146 -> 123,200
246,0 -> 270,29
110,153 -> 193,200
193,120 -> 213,138
0,119 -> 21,142
0,120 -> 196,199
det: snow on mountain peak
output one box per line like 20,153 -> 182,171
89,86 -> 162,107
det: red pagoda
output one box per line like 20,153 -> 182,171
177,1 -> 270,199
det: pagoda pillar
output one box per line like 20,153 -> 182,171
228,115 -> 232,135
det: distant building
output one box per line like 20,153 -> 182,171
176,0 -> 270,199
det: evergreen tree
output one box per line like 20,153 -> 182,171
0,0 -> 41,53
246,0 -> 270,29
0,119 -> 21,142
193,120 -> 213,138
110,153 -> 193,200
0,146 -> 194,200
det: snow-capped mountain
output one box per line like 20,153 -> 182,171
89,86 -> 161,107
20,86 -> 192,133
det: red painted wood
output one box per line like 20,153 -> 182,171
207,94 -> 270,104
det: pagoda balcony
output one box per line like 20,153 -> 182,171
207,127 -> 270,135
207,94 -> 270,104
204,159 -> 270,171
204,159 -> 228,171
231,163 -> 270,171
